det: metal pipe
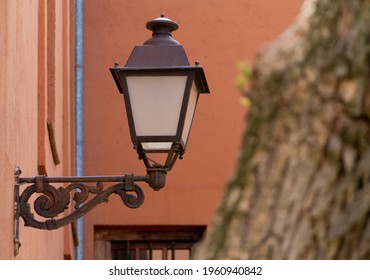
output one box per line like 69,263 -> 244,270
75,0 -> 84,260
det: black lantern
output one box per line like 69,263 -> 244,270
13,14 -> 210,250
110,14 -> 210,173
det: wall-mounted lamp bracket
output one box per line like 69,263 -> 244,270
13,166 -> 168,256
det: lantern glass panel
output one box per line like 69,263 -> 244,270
126,75 -> 187,136
181,82 -> 199,147
142,142 -> 172,151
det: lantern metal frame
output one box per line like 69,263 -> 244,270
110,67 -> 209,168
13,14 -> 210,257
110,13 -> 209,171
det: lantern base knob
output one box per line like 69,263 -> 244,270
147,165 -> 167,191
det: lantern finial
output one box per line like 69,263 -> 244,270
144,14 -> 179,45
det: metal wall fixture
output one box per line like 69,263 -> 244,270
13,14 -> 210,255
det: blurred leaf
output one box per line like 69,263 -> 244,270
235,61 -> 253,95
237,61 -> 253,80
239,97 -> 251,108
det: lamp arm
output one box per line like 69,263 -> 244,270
13,167 -> 166,256
14,171 -> 147,231
13,170 -> 148,255
19,181 -> 145,230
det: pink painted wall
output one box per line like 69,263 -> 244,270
83,0 -> 304,259
0,0 -> 74,259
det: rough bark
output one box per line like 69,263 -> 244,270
195,0 -> 370,259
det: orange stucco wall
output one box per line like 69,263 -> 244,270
0,0 -> 74,259
83,0 -> 304,259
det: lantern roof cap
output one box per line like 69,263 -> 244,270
144,14 -> 180,46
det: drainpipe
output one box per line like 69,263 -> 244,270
75,0 -> 84,260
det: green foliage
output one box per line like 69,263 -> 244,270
235,61 -> 253,92
235,61 -> 253,108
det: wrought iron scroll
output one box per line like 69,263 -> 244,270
13,167 -> 167,256
15,171 -> 147,231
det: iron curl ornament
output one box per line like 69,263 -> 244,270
13,166 -> 166,255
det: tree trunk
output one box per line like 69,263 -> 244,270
195,0 -> 370,259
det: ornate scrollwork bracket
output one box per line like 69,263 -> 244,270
13,166 -> 165,256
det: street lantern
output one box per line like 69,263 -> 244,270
14,14 -> 210,250
110,14 -> 210,172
